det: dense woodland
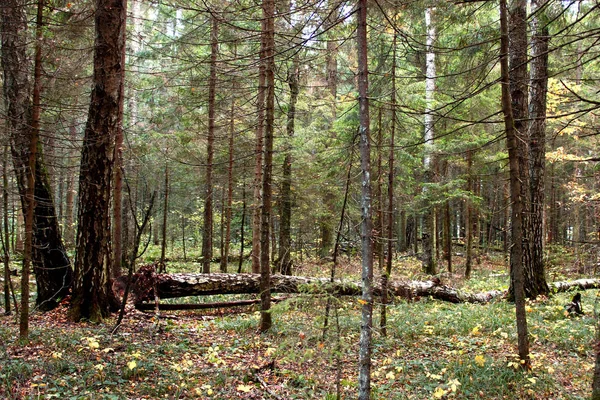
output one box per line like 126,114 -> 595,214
1,0 -> 600,398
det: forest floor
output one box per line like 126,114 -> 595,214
0,251 -> 596,399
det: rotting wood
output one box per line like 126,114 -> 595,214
134,297 -> 288,311
122,265 -> 600,306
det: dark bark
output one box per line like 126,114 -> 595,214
69,0 -> 126,322
238,184 -> 246,273
500,0 -> 530,368
278,58 -> 299,276
527,0 -> 550,297
252,39 -> 266,275
3,146 -> 12,314
64,121 -> 77,247
357,0 -> 373,396
221,62 -> 236,274
201,16 -> 218,274
465,150 -> 473,279
259,0 -> 275,332
381,31 -> 397,338
1,0 -> 72,312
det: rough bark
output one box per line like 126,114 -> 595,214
380,30 -> 397,337
112,0 -> 128,279
465,150 -> 473,279
221,65 -> 236,273
201,15 -> 218,274
501,0 -> 530,367
1,0 -> 72,312
527,0 -> 550,297
252,42 -> 266,275
2,147 -> 10,314
357,0 -> 373,396
278,58 -> 299,275
259,0 -> 275,332
69,0 -> 126,322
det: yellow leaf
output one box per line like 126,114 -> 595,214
237,384 -> 253,393
95,364 -> 104,372
386,371 -> 395,380
474,355 -> 485,367
547,366 -> 555,374
358,299 -> 367,305
433,387 -> 446,399
127,360 -> 137,370
471,326 -> 481,336
528,377 -> 537,384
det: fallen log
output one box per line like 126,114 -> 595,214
125,265 -> 600,305
134,297 -> 288,311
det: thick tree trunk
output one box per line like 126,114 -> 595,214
252,44 -> 266,275
69,0 -> 126,322
1,0 -> 72,312
201,16 -> 218,274
527,0 -> 550,297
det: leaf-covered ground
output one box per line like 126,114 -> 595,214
0,255 -> 596,399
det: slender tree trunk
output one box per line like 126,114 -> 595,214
527,0 -> 550,297
500,0 -> 530,368
252,38 -> 266,275
159,163 -> 169,271
201,15 -> 218,274
69,0 -> 126,322
112,0 -> 128,280
20,0 -> 45,340
259,0 -> 275,332
380,31 -> 397,337
221,70 -> 236,274
465,150 -> 473,279
2,146 -> 11,314
238,183 -> 247,273
64,121 -> 77,247
422,7 -> 437,275
507,0 -> 532,300
357,0 -> 374,396
278,58 -> 299,275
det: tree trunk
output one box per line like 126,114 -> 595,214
201,15 -> 218,274
160,163 -> 169,271
112,0 -> 128,280
238,183 -> 247,273
527,0 -> 550,297
422,7 -> 437,275
1,0 -> 72,312
357,0 -> 374,396
465,150 -> 473,279
380,30 -> 397,337
69,0 -> 126,322
252,37 -> 266,275
221,65 -> 236,274
259,0 -> 275,332
278,58 -> 299,275
507,0 -> 532,301
2,146 -> 11,314
500,0 -> 530,368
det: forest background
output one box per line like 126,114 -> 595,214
1,0 -> 599,398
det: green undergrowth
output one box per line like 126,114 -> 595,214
1,288 -> 595,399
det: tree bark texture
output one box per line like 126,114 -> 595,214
278,58 -> 299,275
259,0 -> 275,332
1,0 -> 72,312
527,0 -> 550,297
357,0 -> 373,397
201,15 -> 218,274
69,0 -> 126,322
252,41 -> 266,275
501,0 -> 530,367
